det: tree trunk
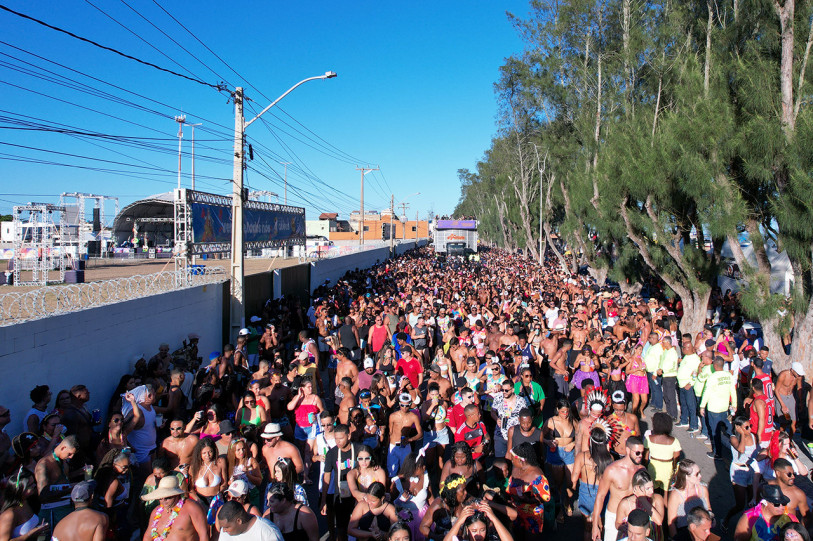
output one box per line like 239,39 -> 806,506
704,0 -> 713,98
619,280 -> 643,296
789,298 -> 813,375
588,266 -> 608,286
774,0 -> 796,138
679,289 -> 713,338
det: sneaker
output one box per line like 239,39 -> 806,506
806,441 -> 813,449
696,433 -> 707,440
688,427 -> 699,433
676,423 -> 689,428
706,451 -> 722,460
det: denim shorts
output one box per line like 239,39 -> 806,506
546,445 -> 576,466
294,423 -> 319,441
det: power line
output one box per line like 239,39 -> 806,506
0,3 -> 226,91
117,0 -> 234,86
83,0 -> 208,83
0,39 -> 236,138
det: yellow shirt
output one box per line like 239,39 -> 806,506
677,354 -> 701,388
700,370 -> 737,413
644,343 -> 664,373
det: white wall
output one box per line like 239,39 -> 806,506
0,283 -> 225,437
1,222 -> 13,243
308,239 -> 427,292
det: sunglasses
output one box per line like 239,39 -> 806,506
631,451 -> 643,456
502,388 -> 513,393
522,374 -> 532,378
111,418 -> 123,423
358,456 -> 372,462
170,426 -> 184,431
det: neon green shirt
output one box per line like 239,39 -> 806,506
677,354 -> 701,388
660,347 -> 679,377
643,343 -> 663,373
700,370 -> 737,413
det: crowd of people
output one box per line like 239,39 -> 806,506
0,246 -> 809,541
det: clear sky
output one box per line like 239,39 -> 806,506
0,1 -> 528,224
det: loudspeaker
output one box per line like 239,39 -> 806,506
87,241 -> 101,257
65,270 -> 85,284
92,208 -> 101,232
73,259 -> 85,270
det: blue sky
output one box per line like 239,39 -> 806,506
0,1 -> 528,223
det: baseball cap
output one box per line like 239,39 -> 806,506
429,363 -> 441,373
249,316 -> 262,323
71,481 -> 95,502
227,479 -> 249,498
792,362 -> 805,377
363,357 -> 375,369
209,351 -> 220,361
238,328 -> 250,337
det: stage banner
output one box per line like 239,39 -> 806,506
435,219 -> 477,230
187,190 -> 305,255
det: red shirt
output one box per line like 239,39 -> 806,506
396,357 -> 422,388
449,403 -> 467,431
455,421 -> 487,459
749,393 -> 774,443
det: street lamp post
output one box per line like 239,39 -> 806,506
398,192 -> 420,240
230,72 -> 336,337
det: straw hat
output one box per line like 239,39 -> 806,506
141,475 -> 185,501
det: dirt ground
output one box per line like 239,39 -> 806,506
0,256 -> 308,292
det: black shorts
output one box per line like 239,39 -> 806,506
327,495 -> 356,531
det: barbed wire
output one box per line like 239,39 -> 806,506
0,266 -> 227,326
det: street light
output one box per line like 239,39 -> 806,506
399,192 -> 420,240
230,72 -> 337,336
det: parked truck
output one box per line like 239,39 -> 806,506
433,219 -> 478,255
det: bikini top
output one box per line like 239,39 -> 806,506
12,514 -> 38,537
195,462 -> 222,489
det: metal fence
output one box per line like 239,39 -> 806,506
0,267 -> 228,327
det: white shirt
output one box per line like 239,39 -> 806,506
219,517 -> 283,541
545,308 -> 559,328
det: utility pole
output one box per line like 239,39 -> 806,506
174,115 -> 185,189
390,194 -> 394,255
188,122 -> 202,190
280,162 -> 291,204
415,210 -> 419,240
230,88 -> 245,337
356,166 -> 378,245
399,202 -> 410,240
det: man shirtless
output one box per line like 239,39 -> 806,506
141,476 -> 209,541
591,436 -> 646,541
160,419 -> 199,469
775,363 -> 804,436
155,369 -> 186,421
259,370 -> 293,439
337,378 -> 357,426
35,436 -> 78,526
386,393 -> 423,476
487,323 -> 504,353
260,423 -> 304,474
550,340 -> 572,399
258,324 -> 279,361
770,458 -> 810,526
608,391 -> 641,456
499,325 -> 519,349
51,481 -> 108,541
570,319 -> 589,346
335,347 -> 360,396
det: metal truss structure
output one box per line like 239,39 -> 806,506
0,266 -> 227,326
174,189 -> 192,274
59,193 -> 119,254
12,203 -> 67,286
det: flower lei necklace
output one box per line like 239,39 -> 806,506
151,498 -> 185,541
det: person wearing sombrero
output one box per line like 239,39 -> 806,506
141,475 -> 208,541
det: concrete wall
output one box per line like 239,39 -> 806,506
0,282 -> 225,437
308,239 -> 427,292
